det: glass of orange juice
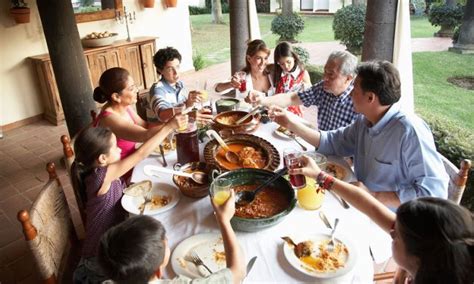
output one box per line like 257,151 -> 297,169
210,178 -> 231,206
297,177 -> 325,210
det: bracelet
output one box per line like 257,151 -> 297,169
316,171 -> 326,186
322,174 -> 335,190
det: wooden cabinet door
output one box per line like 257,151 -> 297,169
87,49 -> 121,88
140,42 -> 158,89
120,45 -> 144,90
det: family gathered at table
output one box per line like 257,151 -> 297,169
70,39 -> 473,284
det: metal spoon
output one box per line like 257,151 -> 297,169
206,129 -> 240,164
288,133 -> 307,151
235,167 -> 288,206
144,165 -> 208,185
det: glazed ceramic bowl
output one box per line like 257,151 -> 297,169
211,168 -> 296,232
203,133 -> 280,172
82,33 -> 118,47
172,162 -> 219,198
215,98 -> 240,113
212,110 -> 260,134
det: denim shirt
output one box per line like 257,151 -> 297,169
146,78 -> 188,122
318,105 -> 449,203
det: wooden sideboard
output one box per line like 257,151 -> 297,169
30,37 -> 158,125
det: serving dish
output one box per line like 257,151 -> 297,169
212,110 -> 260,134
82,33 -> 118,47
172,162 -> 218,198
203,134 -> 280,171
212,168 -> 296,232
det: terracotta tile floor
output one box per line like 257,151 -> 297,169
0,38 -> 450,283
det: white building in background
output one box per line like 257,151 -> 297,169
270,0 -> 345,13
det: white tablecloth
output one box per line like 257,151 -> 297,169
131,121 -> 391,283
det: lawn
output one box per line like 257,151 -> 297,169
413,52 -> 474,132
190,14 -> 438,67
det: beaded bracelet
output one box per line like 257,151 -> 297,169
316,171 -> 335,190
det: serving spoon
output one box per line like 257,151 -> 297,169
235,167 -> 288,206
205,129 -> 240,164
144,165 -> 208,185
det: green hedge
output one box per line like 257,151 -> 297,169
271,13 -> 305,42
420,112 -> 474,211
189,5 -> 211,15
306,64 -> 323,84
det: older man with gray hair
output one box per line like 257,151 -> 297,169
249,50 -> 358,130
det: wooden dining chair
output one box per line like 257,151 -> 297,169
60,135 -> 86,227
440,156 -> 471,204
17,162 -> 81,283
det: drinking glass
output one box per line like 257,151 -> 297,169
235,71 -> 247,92
283,148 -> 306,189
210,178 -> 231,206
307,152 -> 327,171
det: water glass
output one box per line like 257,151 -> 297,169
210,177 -> 231,206
283,148 -> 306,189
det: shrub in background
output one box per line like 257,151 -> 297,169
332,5 -> 366,55
293,46 -> 309,65
189,5 -> 210,15
305,64 -> 323,84
428,3 -> 464,28
205,0 -> 229,13
193,53 -> 205,71
271,13 -> 305,42
421,111 -> 474,211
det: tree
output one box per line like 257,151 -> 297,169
282,0 -> 293,16
212,0 -> 223,24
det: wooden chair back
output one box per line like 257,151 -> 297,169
440,155 -> 471,204
17,162 -> 80,283
60,135 -> 86,225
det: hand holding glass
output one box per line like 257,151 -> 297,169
235,71 -> 247,92
283,149 -> 306,189
211,178 -> 231,206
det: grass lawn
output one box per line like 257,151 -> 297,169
413,52 -> 474,132
191,14 -> 438,67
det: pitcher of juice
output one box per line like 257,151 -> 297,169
175,119 -> 200,165
297,178 -> 325,210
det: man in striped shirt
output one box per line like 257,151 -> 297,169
249,51 -> 358,130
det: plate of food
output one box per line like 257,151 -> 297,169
135,136 -> 176,156
274,126 -> 295,140
171,233 -> 228,279
325,161 -> 351,182
121,182 -> 180,215
282,233 -> 357,279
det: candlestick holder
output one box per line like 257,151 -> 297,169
115,6 -> 136,42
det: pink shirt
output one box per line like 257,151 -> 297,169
94,107 -> 138,160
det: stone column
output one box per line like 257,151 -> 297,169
362,0 -> 398,62
37,0 -> 96,137
450,0 -> 474,54
229,0 -> 250,74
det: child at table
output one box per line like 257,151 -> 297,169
73,116 -> 186,283
146,47 -> 211,124
98,191 -> 246,284
291,155 -> 473,284
272,41 -> 311,116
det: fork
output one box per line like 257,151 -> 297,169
185,250 -> 213,274
139,192 -> 153,215
327,218 -> 339,251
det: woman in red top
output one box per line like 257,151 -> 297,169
273,42 -> 311,116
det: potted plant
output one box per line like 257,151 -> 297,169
428,3 -> 464,37
10,0 -> 30,24
165,0 -> 177,8
143,0 -> 155,8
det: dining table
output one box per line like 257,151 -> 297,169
130,114 -> 392,283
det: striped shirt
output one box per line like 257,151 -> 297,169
298,81 -> 357,131
146,78 -> 188,122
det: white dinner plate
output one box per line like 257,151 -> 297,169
325,160 -> 353,182
283,233 -> 357,279
171,233 -> 227,279
121,182 -> 180,215
135,141 -> 175,157
273,127 -> 294,140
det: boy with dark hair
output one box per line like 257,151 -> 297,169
146,47 -> 206,124
98,191 -> 245,284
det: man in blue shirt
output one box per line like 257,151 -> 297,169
249,51 -> 359,130
270,60 -> 448,207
